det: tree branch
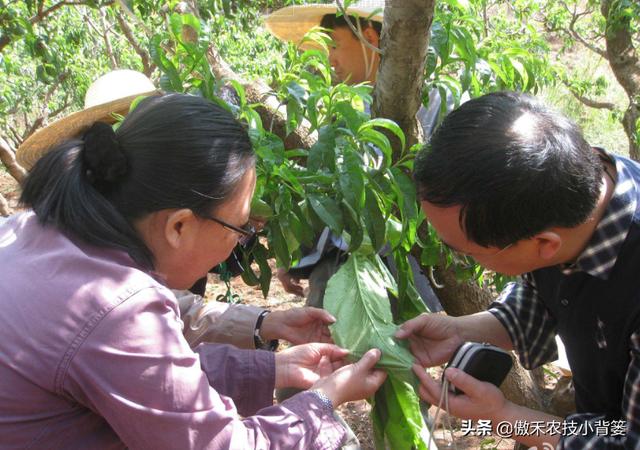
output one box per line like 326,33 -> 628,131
0,136 -> 27,183
372,0 -> 435,153
0,192 -> 12,217
335,0 -> 383,55
114,10 -> 154,75
563,81 -> 616,110
21,71 -> 69,141
558,0 -> 607,57
206,45 -> 317,150
98,7 -> 118,68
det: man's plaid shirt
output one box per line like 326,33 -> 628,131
489,149 -> 640,449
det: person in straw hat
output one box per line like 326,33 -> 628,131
266,0 -> 445,325
1,78 -> 388,448
16,70 -> 347,353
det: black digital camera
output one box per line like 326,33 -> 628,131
444,342 -> 513,395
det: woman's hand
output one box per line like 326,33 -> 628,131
274,343 -> 349,389
311,348 -> 387,407
413,365 -> 507,421
260,307 -> 335,344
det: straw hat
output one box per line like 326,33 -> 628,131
264,0 -> 384,46
16,69 -> 158,169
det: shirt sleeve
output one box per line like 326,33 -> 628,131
558,331 -> 640,449
487,275 -> 558,369
176,290 -> 264,349
63,286 -> 345,450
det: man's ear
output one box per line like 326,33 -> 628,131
362,26 -> 380,47
533,231 -> 562,260
164,209 -> 198,250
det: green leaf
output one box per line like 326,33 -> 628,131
269,221 -> 291,268
308,126 -> 336,172
341,199 -> 364,252
359,118 -> 406,153
325,254 -> 430,449
363,187 -> 386,253
308,195 -> 343,235
339,149 -> 365,211
325,253 -> 414,377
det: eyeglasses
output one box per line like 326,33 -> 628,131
201,215 -> 256,247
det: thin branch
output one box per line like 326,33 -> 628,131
7,125 -> 22,148
563,81 -> 616,110
114,0 -> 152,36
558,0 -> 607,57
0,136 -> 27,183
114,10 -> 154,75
48,94 -> 70,119
335,0 -> 383,55
30,0 -> 89,25
0,192 -> 12,217
98,7 -> 118,68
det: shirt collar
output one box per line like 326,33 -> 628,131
561,149 -> 637,279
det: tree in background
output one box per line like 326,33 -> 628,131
540,0 -> 639,159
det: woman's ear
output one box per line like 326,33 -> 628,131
533,231 -> 562,261
164,209 -> 198,250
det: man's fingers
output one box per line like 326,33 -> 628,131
413,364 -> 442,404
395,313 -> 429,339
444,367 -> 481,396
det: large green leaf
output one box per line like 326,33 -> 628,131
324,253 -> 414,376
325,253 -> 433,449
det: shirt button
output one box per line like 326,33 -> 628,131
560,298 -> 569,307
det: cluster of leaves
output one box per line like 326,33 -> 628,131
0,1 -> 143,146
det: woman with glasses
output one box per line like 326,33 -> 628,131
0,94 -> 386,449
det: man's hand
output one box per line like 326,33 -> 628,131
276,268 -> 305,297
413,365 -> 507,421
274,343 -> 349,389
260,307 -> 335,344
395,313 -> 464,367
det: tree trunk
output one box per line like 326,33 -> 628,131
601,0 -> 640,160
372,0 -> 435,152
0,137 -> 27,183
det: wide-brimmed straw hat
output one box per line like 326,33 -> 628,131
16,69 -> 158,169
264,0 -> 384,46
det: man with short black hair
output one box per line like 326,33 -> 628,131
399,91 -> 640,448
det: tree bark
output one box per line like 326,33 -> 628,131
0,137 -> 27,183
372,0 -> 436,152
601,0 -> 640,160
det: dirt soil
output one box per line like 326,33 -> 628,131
0,169 -> 515,449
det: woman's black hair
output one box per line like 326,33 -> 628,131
320,13 -> 382,37
20,94 -> 255,269
413,91 -> 603,248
